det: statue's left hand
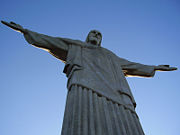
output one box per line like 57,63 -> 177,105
155,65 -> 177,71
1,20 -> 26,34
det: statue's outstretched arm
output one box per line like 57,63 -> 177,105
1,20 -> 69,50
119,57 -> 177,77
1,20 -> 71,61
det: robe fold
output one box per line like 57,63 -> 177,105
24,29 -> 156,135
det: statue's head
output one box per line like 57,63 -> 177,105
86,30 -> 102,46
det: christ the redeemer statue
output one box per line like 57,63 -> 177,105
2,21 -> 177,135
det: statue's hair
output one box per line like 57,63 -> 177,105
85,30 -> 102,46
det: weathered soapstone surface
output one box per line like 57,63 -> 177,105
1,21 -> 177,135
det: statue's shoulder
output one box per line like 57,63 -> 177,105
59,37 -> 86,47
99,47 -> 125,61
100,47 -> 117,56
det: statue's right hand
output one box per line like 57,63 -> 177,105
1,20 -> 26,33
155,65 -> 177,71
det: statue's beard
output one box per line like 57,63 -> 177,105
90,40 -> 98,45
88,38 -> 100,46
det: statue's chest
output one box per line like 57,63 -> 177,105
83,47 -> 110,59
82,48 -> 108,64
81,48 -> 118,72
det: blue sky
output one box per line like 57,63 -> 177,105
0,0 -> 180,135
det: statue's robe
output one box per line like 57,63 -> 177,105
24,29 -> 155,135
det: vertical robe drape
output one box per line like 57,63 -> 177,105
24,30 -> 156,135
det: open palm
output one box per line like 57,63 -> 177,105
1,21 -> 26,33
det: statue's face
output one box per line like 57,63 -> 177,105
87,30 -> 102,46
